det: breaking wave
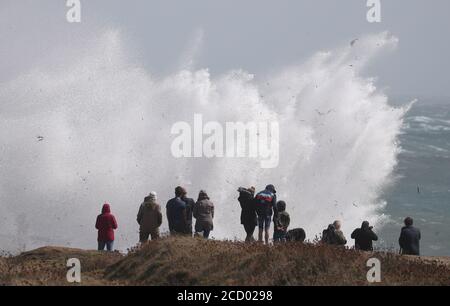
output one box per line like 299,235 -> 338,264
0,30 -> 407,251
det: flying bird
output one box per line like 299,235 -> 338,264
315,109 -> 336,116
37,136 -> 44,142
350,38 -> 359,47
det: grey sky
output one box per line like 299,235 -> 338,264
1,0 -> 450,97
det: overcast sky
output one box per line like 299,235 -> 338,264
1,0 -> 449,98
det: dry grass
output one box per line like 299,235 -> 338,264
0,246 -> 123,286
1,237 -> 449,286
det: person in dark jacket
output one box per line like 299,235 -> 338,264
238,186 -> 257,242
95,203 -> 118,251
193,190 -> 214,239
166,186 -> 187,235
273,201 -> 290,242
399,217 -> 421,255
255,184 -> 278,244
181,188 -> 196,236
351,221 -> 378,251
137,192 -> 162,242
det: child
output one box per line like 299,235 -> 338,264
95,203 -> 118,251
273,201 -> 290,242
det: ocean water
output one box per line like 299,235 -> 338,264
380,98 -> 450,256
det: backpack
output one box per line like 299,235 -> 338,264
286,228 -> 306,242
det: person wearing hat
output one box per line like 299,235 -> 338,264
254,184 -> 278,244
351,221 -> 378,251
193,190 -> 215,239
137,191 -> 162,242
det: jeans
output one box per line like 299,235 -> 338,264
273,230 -> 287,242
257,215 -> 272,230
98,241 -> 114,251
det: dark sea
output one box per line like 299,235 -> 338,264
381,97 -> 450,256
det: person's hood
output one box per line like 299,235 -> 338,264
198,190 -> 209,201
327,224 -> 335,231
102,203 -> 111,214
361,221 -> 370,230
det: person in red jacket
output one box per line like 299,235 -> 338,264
95,203 -> 118,251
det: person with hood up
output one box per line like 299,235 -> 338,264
166,186 -> 188,235
399,217 -> 421,255
254,184 -> 278,244
351,221 -> 378,251
137,191 -> 162,242
238,186 -> 257,242
95,203 -> 118,251
273,201 -> 290,242
193,190 -> 214,239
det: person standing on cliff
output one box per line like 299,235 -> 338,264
399,217 -> 421,256
273,201 -> 290,242
95,203 -> 118,251
137,192 -> 162,242
238,186 -> 257,242
193,190 -> 215,239
255,184 -> 278,244
166,186 -> 188,235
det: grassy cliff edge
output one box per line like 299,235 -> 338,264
1,237 -> 449,286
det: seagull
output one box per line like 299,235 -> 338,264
315,109 -> 336,116
37,136 -> 44,142
350,38 -> 359,47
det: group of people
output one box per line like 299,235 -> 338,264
318,217 -> 421,255
95,186 -> 215,251
95,184 -> 422,256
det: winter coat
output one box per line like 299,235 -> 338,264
137,197 -> 162,233
166,197 -> 187,233
275,211 -> 290,231
254,189 -> 278,218
399,225 -> 421,255
193,193 -> 214,232
351,227 -> 378,251
95,204 -> 118,242
238,188 -> 257,226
